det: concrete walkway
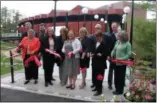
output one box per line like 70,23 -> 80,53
1,60 -> 130,102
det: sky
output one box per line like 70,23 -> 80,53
1,1 -> 121,17
1,1 -> 155,20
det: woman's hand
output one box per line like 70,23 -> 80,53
97,53 -> 102,57
107,56 -> 111,60
81,52 -> 86,59
87,53 -> 90,58
68,51 -> 73,57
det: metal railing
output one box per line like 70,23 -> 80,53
2,50 -> 23,83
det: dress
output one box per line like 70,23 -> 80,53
80,37 -> 90,68
63,41 -> 80,75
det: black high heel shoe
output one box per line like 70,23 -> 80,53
79,82 -> 86,89
49,81 -> 53,85
70,85 -> 75,90
66,85 -> 72,89
45,82 -> 48,87
24,80 -> 30,84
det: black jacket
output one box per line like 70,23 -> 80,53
92,40 -> 108,69
40,35 -> 56,60
80,36 -> 91,53
53,36 -> 65,66
108,32 -> 117,54
88,33 -> 110,56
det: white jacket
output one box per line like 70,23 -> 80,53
62,38 -> 82,58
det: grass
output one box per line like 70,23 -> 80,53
1,41 -> 17,50
1,41 -> 23,75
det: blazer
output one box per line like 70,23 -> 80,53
20,37 -> 40,59
88,33 -> 110,56
62,38 -> 82,58
92,40 -> 108,69
40,35 -> 56,59
80,36 -> 90,53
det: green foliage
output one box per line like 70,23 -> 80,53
133,19 -> 156,61
1,6 -> 22,33
135,1 -> 156,11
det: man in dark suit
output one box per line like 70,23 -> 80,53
107,22 -> 118,90
89,24 -> 110,90
20,22 -> 38,42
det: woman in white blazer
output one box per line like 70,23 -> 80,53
62,30 -> 82,90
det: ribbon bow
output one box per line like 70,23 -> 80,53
97,74 -> 104,81
24,55 -> 41,68
45,49 -> 61,59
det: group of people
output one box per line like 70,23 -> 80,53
16,21 -> 132,96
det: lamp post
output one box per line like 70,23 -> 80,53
53,0 -> 57,35
65,12 -> 68,29
81,7 -> 88,27
122,6 -> 131,31
104,10 -> 108,32
130,0 -> 134,46
104,20 -> 108,32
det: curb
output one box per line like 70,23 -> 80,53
1,83 -> 98,102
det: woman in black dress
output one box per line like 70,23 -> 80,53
40,27 -> 56,87
91,31 -> 108,96
78,27 -> 90,89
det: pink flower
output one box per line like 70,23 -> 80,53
135,84 -> 139,88
153,85 -> 156,89
129,84 -> 133,88
145,95 -> 152,100
146,86 -> 150,91
131,91 -> 135,95
136,95 -> 139,99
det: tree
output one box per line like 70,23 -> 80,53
133,19 -> 156,61
1,6 -> 22,33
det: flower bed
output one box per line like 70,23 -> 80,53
124,59 -> 156,102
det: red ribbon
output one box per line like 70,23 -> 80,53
68,52 -> 73,57
111,59 -> 134,66
24,55 -> 41,68
97,74 -> 104,81
79,67 -> 87,72
45,49 -> 61,59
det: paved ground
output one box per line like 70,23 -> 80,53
1,51 -> 130,102
1,68 -> 129,102
1,87 -> 84,102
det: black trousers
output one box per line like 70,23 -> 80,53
108,61 -> 116,86
43,55 -> 55,82
92,67 -> 96,86
95,68 -> 105,92
24,55 -> 38,80
114,65 -> 126,93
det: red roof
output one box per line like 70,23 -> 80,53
19,2 -> 133,24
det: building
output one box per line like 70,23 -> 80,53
18,1 -> 146,37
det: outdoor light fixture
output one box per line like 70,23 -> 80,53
100,18 -> 104,22
81,7 -> 88,27
123,6 -> 131,14
104,20 -> 107,24
21,25 -> 23,27
82,7 -> 88,14
122,6 -> 131,30
94,14 -> 99,20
